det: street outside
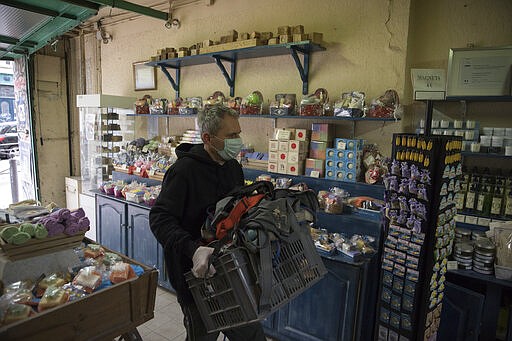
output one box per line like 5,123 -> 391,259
0,157 -> 25,209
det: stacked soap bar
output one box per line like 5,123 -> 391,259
325,138 -> 364,182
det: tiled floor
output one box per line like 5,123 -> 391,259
133,287 -> 230,341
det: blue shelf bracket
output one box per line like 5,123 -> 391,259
159,64 -> 181,98
289,45 -> 310,95
212,55 -> 236,97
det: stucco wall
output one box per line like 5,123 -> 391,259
84,0 -> 511,159
97,0 -> 410,155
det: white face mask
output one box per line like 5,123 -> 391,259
213,136 -> 243,160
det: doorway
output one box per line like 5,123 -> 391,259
0,59 -> 36,208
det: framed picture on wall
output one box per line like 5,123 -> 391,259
133,61 -> 156,91
446,46 -> 512,97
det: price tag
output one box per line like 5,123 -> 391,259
447,261 -> 458,271
310,171 -> 320,178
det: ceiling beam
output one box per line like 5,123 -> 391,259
60,0 -> 100,11
1,0 -> 78,20
0,34 -> 37,47
86,0 -> 169,21
0,46 -> 27,54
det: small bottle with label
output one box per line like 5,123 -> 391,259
505,189 -> 512,219
465,183 -> 478,212
490,186 -> 504,217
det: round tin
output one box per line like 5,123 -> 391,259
474,238 -> 495,253
454,243 -> 474,257
454,252 -> 473,260
458,263 -> 472,270
474,248 -> 495,257
454,257 -> 473,266
474,252 -> 495,263
472,259 -> 494,269
471,230 -> 487,240
473,265 -> 494,275
455,227 -> 471,237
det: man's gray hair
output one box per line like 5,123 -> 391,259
197,104 -> 239,135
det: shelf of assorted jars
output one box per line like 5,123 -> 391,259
126,112 -> 401,122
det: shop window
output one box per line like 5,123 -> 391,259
1,101 -> 9,114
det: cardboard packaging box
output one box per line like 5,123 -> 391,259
268,162 -> 278,173
309,141 -> 329,160
287,163 -> 304,176
277,160 -> 287,173
295,129 -> 310,141
289,140 -> 307,153
269,151 -> 278,163
269,139 -> 279,151
274,128 -> 295,140
278,141 -> 289,152
311,123 -> 334,142
334,138 -> 364,151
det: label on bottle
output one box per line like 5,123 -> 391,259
465,192 -> 475,209
491,197 -> 502,215
476,194 -> 485,212
506,199 -> 512,216
455,192 -> 465,210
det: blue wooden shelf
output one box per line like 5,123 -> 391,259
147,41 -> 326,98
126,113 -> 400,123
240,115 -> 400,122
461,151 -> 512,159
147,41 -> 325,68
126,113 -> 196,117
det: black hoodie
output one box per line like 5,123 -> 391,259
149,143 -> 244,304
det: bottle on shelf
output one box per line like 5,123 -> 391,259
490,185 -> 504,217
478,184 -> 492,217
465,182 -> 478,213
505,188 -> 512,219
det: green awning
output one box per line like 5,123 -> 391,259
0,0 -> 170,60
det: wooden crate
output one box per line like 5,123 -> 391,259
0,243 -> 158,340
0,232 -> 85,261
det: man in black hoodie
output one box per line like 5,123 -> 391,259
149,104 -> 265,341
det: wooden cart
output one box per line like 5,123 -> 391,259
0,239 -> 158,341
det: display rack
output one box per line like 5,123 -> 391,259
126,112 -> 400,139
147,41 -> 326,98
420,96 -> 512,136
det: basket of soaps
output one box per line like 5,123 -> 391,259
0,208 -> 90,261
0,242 -> 142,327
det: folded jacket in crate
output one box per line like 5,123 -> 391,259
185,197 -> 327,333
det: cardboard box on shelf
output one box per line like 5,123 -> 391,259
269,139 -> 279,151
295,129 -> 310,141
268,162 -> 277,173
278,141 -> 289,152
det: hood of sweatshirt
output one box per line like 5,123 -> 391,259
175,143 -> 219,166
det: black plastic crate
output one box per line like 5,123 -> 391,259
186,227 -> 327,332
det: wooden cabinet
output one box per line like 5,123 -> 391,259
97,195 -> 126,255
276,259 -> 361,341
96,194 -> 172,291
438,282 -> 485,341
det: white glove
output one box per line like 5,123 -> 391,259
191,246 -> 216,278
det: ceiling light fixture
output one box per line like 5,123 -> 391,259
165,0 -> 181,29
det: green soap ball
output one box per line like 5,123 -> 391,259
19,223 -> 35,237
34,224 -> 48,239
9,232 -> 31,245
1,225 -> 20,242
